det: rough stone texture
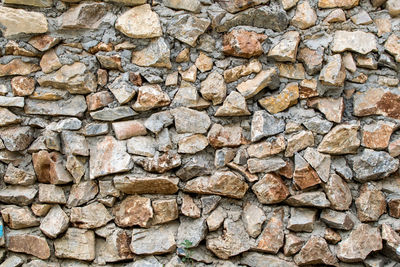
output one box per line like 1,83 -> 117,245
113,195 -> 153,227
54,228 -> 95,261
252,173 -> 289,204
294,236 -> 338,265
355,184 -> 386,222
223,29 -> 267,58
318,124 -> 360,154
255,209 -> 284,253
8,235 -> 50,260
0,7 -> 48,37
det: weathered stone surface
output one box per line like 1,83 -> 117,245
348,149 -> 399,182
3,0 -> 52,7
224,59 -> 262,83
86,92 -> 113,112
291,1 -> 317,29
318,0 -> 359,8
207,206 -> 226,231
286,191 -> 330,208
90,106 -> 136,121
223,29 -> 266,58
388,195 -> 400,218
172,107 -> 211,134
319,54 -> 346,87
285,130 -> 314,157
177,217 -> 207,248
0,7 -> 48,38
135,151 -> 181,173
112,120 -> 146,140
320,209 -> 354,230
242,203 -> 265,238
130,223 -> 178,254
184,171 -> 248,199
132,84 -> 170,111
385,34 -> 400,63
207,219 -> 251,259
132,38 -> 172,69
287,207 -> 316,232
302,147 -> 330,182
200,72 -> 226,105
127,136 -> 156,157
114,175 -> 178,194
307,97 -> 344,123
54,228 -> 95,261
181,193 -> 201,218
355,184 -> 386,222
251,110 -> 285,142
38,62 -> 96,94
0,59 -> 40,77
2,205 -> 39,229
11,76 -> 35,96
171,81 -> 210,109
297,47 -> 324,75
0,108 -> 21,126
259,82 -> 299,114
61,2 -> 106,29
0,186 -> 37,205
207,124 -> 242,148
96,229 -> 134,263
164,0 -> 201,12
252,173 -> 289,204
318,124 -> 360,154
25,96 -> 87,117
40,49 -> 62,74
241,252 -> 297,267
277,63 -> 306,80
268,31 -> 300,63
115,4 -> 162,38
168,14 -> 210,47
332,31 -> 377,54
178,134 -> 209,154
0,126 -> 34,152
215,91 -> 250,116
28,34 -> 60,52
4,164 -> 35,185
8,234 -> 50,260
323,174 -> 352,211
247,135 -> 285,158
362,121 -> 395,149
71,202 -> 112,229
39,184 -> 66,204
387,0 -> 400,16
337,224 -> 382,262
89,136 -> 133,179
294,236 -> 338,265
284,233 -> 303,256
152,199 -> 178,225
40,205 -> 69,238
293,154 -> 321,190
255,209 -> 284,254
65,156 -> 86,184
248,157 -> 286,174
113,196 -> 153,227
237,68 -> 279,99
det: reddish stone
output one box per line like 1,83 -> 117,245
362,121 -> 395,149
32,150 -> 73,184
112,120 -> 147,140
355,184 -> 386,222
86,91 -> 114,111
307,97 -> 344,123
255,209 -> 284,254
299,79 -> 318,99
11,76 -> 35,96
8,234 -> 50,259
252,173 -> 290,204
293,154 -> 321,190
28,35 -> 60,52
297,47 -> 324,75
97,69 -> 108,87
354,88 -> 400,120
0,59 -> 40,77
223,29 -> 267,58
113,196 -> 153,227
294,236 -> 338,265
129,72 -> 142,86
388,195 -> 400,218
207,124 -> 243,148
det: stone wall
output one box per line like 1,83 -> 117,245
0,0 -> 399,265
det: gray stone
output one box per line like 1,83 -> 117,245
177,217 -> 207,248
320,209 -> 355,230
168,14 -> 210,47
0,108 -> 21,126
286,192 -> 331,208
171,107 -> 211,134
67,181 -> 98,207
4,164 -> 36,185
251,110 -> 285,142
0,96 -> 24,108
61,131 -> 89,156
90,107 -> 136,121
25,96 -> 87,117
127,136 -> 157,157
40,205 -> 69,238
0,126 -> 34,152
247,157 -> 286,174
241,252 -> 297,267
303,116 -> 333,134
287,207 -> 317,232
1,205 -> 39,229
144,111 -> 173,134
82,123 -> 109,136
0,186 -> 37,205
108,74 -> 136,104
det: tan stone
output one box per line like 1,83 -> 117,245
285,130 -> 314,157
293,154 -> 321,190
207,207 -> 226,231
178,134 -> 209,154
387,0 -> 400,17
0,7 -> 48,38
70,202 -> 112,229
5,40 -> 38,57
61,2 -> 106,29
207,123 -> 242,148
215,91 -> 251,116
179,64 -> 197,82
181,194 -> 201,218
115,4 -> 162,38
354,88 -> 400,120
242,203 -> 265,237
252,173 -> 289,204
201,72 -> 227,105
268,31 -> 300,62
0,59 -> 40,77
113,195 -> 153,227
176,48 -> 190,63
195,52 -> 213,72
223,59 -> 262,83
132,84 -> 171,111
259,82 -> 299,114
323,8 -> 346,23
2,206 -> 39,229
281,0 -> 299,9
299,79 -> 318,99
318,0 -> 359,8
54,228 -> 95,261
28,34 -> 60,52
294,236 -> 337,265
237,68 -> 278,99
297,47 -> 324,75
318,124 -> 360,154
325,228 -> 341,244
163,0 -> 201,12
217,0 -> 268,13
277,63 -> 306,80
132,38 -> 172,69
255,209 -> 284,254
86,91 -> 114,111
247,135 -> 285,158
388,196 -> 400,218
323,174 -> 352,211
307,97 -> 344,123
389,139 -> 400,157
152,199 -> 178,225
40,49 -> 62,74
165,72 -> 178,86
375,17 -> 391,37
284,233 -> 303,256
223,29 -> 267,58
112,120 -> 147,140
9,235 -> 50,260
11,76 -> 35,96
319,54 -> 346,87
291,1 -> 317,29
332,30 -> 377,54
355,184 -> 386,222
171,81 -> 210,109
362,121 -> 395,149
96,54 -> 123,71
32,150 -> 73,184
385,34 -> 400,62
184,171 -> 249,199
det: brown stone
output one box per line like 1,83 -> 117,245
217,0 -> 268,13
294,236 -> 338,265
291,1 -> 317,29
32,150 -> 73,184
268,31 -> 300,63
387,0 -> 400,17
178,134 -> 209,154
10,76 -> 35,96
318,0 -> 359,9
184,170 -> 249,199
70,202 -> 113,229
242,203 -> 266,237
132,38 -> 172,69
252,173 -> 289,204
362,121 -> 395,149
293,154 -> 321,190
255,209 -> 284,254
215,91 -> 251,116
0,59 -> 40,77
96,54 -> 123,71
385,34 -> 400,63
259,82 -> 299,114
224,59 -> 262,83
307,97 -> 344,123
86,91 -> 114,111
152,199 -> 178,225
97,69 -> 108,86
323,8 -> 346,23
337,224 -> 382,262
318,124 -> 360,154
388,195 -> 400,218
0,126 -> 34,152
113,196 -> 153,227
285,130 -> 314,157
323,174 -> 352,211
113,175 -> 178,194
112,120 -> 147,140
207,123 -> 242,148
325,228 -> 341,244
61,2 -> 106,29
28,35 -> 60,52
297,48 -> 324,75
223,29 -> 267,58
132,84 -> 171,111
195,52 -> 213,72
247,135 -> 285,158
284,233 -> 303,256
40,49 -> 62,74
181,194 -> 201,218
8,235 -> 50,260
2,206 -> 39,229
355,184 -> 386,222
0,108 -> 21,126
299,79 -> 318,99
176,48 -> 190,63
277,63 -> 306,80
54,228 -> 95,261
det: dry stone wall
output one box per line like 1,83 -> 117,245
0,0 -> 399,265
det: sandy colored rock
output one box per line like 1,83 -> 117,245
237,68 -> 279,99
255,209 -> 284,254
208,123 -> 242,148
285,130 -> 314,157
215,91 -> 251,116
179,65 -> 197,82
40,205 -> 69,238
277,63 -> 305,80
61,2 -> 106,29
112,120 -> 147,140
132,84 -> 170,111
291,1 -> 317,29
113,195 -> 153,227
113,175 -> 178,194
322,174 -> 351,211
8,234 -> 50,260
201,72 -> 227,105
0,108 -> 21,126
132,38 -> 171,69
181,194 -> 201,218
171,81 -> 210,109
115,4 -> 162,38
184,170 -> 248,199
178,134 -> 209,154
152,199 -> 178,225
318,124 -> 360,154
362,121 -> 395,149
0,6 -> 48,38
224,59 -> 262,83
252,173 -> 289,204
71,202 -> 113,229
307,97 -> 344,123
293,154 -> 321,190
319,54 -> 346,87
281,0 -> 299,9
259,82 -> 299,114
242,203 -> 266,238
284,233 -> 303,256
385,34 -> 400,62
323,8 -> 346,23
355,184 -> 386,222
268,31 -> 300,63
247,135 -> 285,158
2,205 -> 39,229
331,30 -> 377,54
387,0 -> 400,17
195,52 -> 213,72
294,236 -> 337,265
318,0 -> 359,8
223,29 -> 266,58
54,228 -> 95,261
40,49 -> 62,74
167,14 -> 210,47
32,151 -> 73,184
28,34 -> 60,52
287,207 -> 317,232
297,47 -> 324,75
0,59 -> 40,77
11,76 -> 35,96
163,0 -> 201,12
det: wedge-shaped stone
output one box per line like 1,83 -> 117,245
32,151 -> 73,184
54,228 -> 95,261
40,205 -> 69,238
89,136 -> 133,179
303,147 -> 331,183
251,110 -> 285,142
252,173 -> 289,204
355,184 -> 386,222
131,38 -> 171,69
171,81 -> 210,109
0,7 -> 48,38
259,82 -> 299,114
255,209 -> 284,254
323,174 -> 352,211
293,154 -> 321,190
331,31 -> 377,54
208,123 -> 242,148
318,0 -> 359,8
132,84 -> 171,111
163,0 -> 201,12
8,234 -> 50,260
0,108 -> 21,126
25,96 -> 87,117
114,175 -> 179,194
237,68 -> 279,99
286,192 -> 331,208
115,4 -> 162,38
318,124 -> 360,154
268,31 -> 300,63
184,171 -> 248,199
0,186 -> 37,205
61,2 -> 106,29
167,14 -> 210,47
294,236 -> 338,265
90,106 -> 136,121
320,209 -> 354,230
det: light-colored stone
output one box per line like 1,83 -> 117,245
252,173 -> 289,204
8,234 -> 50,260
318,124 -> 360,154
201,72 -> 227,105
70,202 -> 113,229
132,38 -> 172,69
259,82 -> 299,114
355,184 -> 386,222
323,174 -> 352,211
113,195 -> 153,227
54,228 -> 95,261
285,130 -> 314,157
293,154 -> 321,190
268,31 -> 300,62
113,175 -> 179,194
2,205 -> 39,229
332,31 -> 377,54
242,203 -> 266,238
132,84 -> 171,111
167,14 -> 210,47
294,236 -> 337,265
255,209 -> 284,254
247,135 -> 285,158
237,68 -> 279,99
287,207 -> 317,232
303,147 -> 331,182
163,0 -> 201,12
291,1 -> 317,29
172,107 -> 211,134
318,0 -> 359,8
223,29 -> 267,58
40,205 -> 69,238
0,59 -> 40,77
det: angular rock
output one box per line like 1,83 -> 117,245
61,131 -> 89,156
113,175 -> 178,194
348,149 -> 399,182
0,108 -> 21,126
323,174 -> 352,211
177,217 -> 207,248
307,97 -> 344,123
11,76 -> 35,96
152,199 -> 178,225
291,1 -> 317,29
247,135 -> 285,158
0,126 -> 34,152
172,107 -> 211,134
286,191 -> 330,208
207,124 -> 242,148
135,151 -> 181,173
318,0 -> 359,8
252,173 -> 289,204
283,233 -> 303,256
320,209 -> 354,230
0,186 -> 37,205
132,84 -> 170,111
331,31 -> 377,54
293,154 -> 321,190
388,195 -> 400,218
2,205 -> 39,229
285,130 -> 314,157
112,120 -> 147,140
259,82 -> 299,114
337,224 -> 382,262
144,111 -> 173,134
319,54 -> 346,87
223,59 -> 262,83
385,34 -> 400,62
96,229 -> 134,263
0,96 -> 23,108
223,29 -> 266,58
355,184 -> 386,222
241,252 -> 297,267
184,170 -> 248,199
70,202 -> 112,229
237,68 -> 279,99
127,136 -> 156,157
247,157 -> 286,174
215,91 -> 250,116
255,209 -> 284,254
297,47 -> 324,75
171,81 -> 210,109
86,91 -> 113,112
65,156 -> 86,184
4,164 -> 35,186
8,234 -> 50,260
268,31 -> 300,63
32,151 -> 72,184
113,196 -> 153,227
164,0 -> 201,12
67,181 -> 98,207
131,38 -> 172,69
277,63 -> 306,80
251,110 -> 285,142
28,34 -> 60,52
90,106 -> 136,121
116,4 -> 162,38
39,184 -> 66,204
207,206 -> 226,231
362,121 -> 395,150
54,228 -> 95,261
287,207 -> 317,232
108,74 -> 136,104
294,236 -> 337,265
318,124 -> 360,154
178,134 -> 209,154
167,14 -> 210,47
242,203 -> 266,238
0,59 -> 40,77
25,96 -> 87,117
195,52 -> 213,72
0,7 -> 48,38
201,72 -> 227,105
61,2 -> 106,29
40,49 -> 62,74
40,205 -> 69,238
303,147 -> 330,182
